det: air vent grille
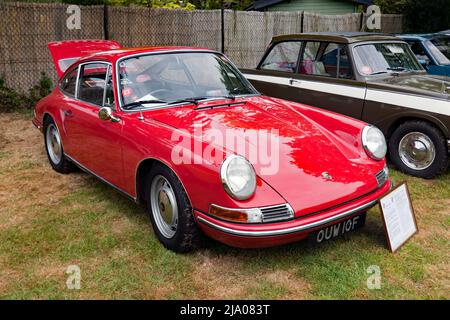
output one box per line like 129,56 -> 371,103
260,204 -> 294,223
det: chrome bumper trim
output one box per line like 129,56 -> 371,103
197,199 -> 379,237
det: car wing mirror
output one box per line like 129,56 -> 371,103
98,106 -> 120,123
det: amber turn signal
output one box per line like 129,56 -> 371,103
208,205 -> 263,223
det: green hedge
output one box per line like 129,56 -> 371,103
0,73 -> 53,113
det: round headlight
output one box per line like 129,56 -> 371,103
220,155 -> 257,200
362,125 -> 387,160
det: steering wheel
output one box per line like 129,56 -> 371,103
149,88 -> 197,101
148,89 -> 173,99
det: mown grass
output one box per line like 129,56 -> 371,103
0,112 -> 448,299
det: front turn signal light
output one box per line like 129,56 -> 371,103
208,204 -> 263,223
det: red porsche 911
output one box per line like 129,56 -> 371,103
32,40 -> 391,252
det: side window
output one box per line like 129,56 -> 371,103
60,67 -> 78,96
407,41 -> 432,64
78,63 -> 108,106
260,41 -> 302,73
300,42 -> 353,79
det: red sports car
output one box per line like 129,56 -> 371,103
33,40 -> 391,252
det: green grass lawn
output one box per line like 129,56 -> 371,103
0,112 -> 448,299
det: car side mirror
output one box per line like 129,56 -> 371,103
98,106 -> 120,122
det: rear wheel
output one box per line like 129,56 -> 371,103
146,163 -> 202,252
44,118 -> 76,174
389,121 -> 448,179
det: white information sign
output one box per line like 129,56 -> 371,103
379,183 -> 418,253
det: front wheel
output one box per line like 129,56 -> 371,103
146,163 -> 202,252
389,121 -> 448,179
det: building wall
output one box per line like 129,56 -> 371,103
266,0 -> 358,15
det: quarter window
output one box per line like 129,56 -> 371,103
60,67 -> 78,96
104,66 -> 115,108
78,63 -> 108,106
260,41 -> 302,73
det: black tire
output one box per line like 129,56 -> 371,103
43,117 -> 76,174
389,120 -> 448,179
146,163 -> 202,253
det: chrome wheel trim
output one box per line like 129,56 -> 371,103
150,175 -> 178,239
399,132 -> 436,171
46,123 -> 62,165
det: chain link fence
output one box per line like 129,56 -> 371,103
0,2 -> 404,93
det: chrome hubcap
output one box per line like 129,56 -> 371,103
399,132 -> 435,171
46,124 -> 62,165
150,175 -> 178,239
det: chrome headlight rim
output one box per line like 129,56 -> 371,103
220,155 -> 257,201
362,125 -> 387,161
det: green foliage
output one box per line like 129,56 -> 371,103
61,0 -> 107,4
0,73 -> 53,113
374,0 -> 450,33
374,0 -> 408,14
403,0 -> 450,33
190,0 -> 253,10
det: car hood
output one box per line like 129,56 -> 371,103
369,73 -> 450,97
145,97 -> 383,216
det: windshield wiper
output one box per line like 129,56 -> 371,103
369,71 -> 389,76
123,96 -> 237,110
387,67 -> 407,72
122,100 -> 167,110
167,95 -> 236,106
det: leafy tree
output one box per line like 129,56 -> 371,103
403,0 -> 450,33
375,0 -> 449,33
62,0 -> 196,10
374,0 -> 408,14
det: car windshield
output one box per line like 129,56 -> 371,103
353,42 -> 423,76
425,36 -> 450,65
118,52 -> 258,109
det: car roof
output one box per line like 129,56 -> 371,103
272,32 -> 402,44
78,46 -> 217,63
399,33 -> 450,40
398,34 -> 434,40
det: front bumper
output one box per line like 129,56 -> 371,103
196,179 -> 392,248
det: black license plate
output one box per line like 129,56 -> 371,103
310,213 -> 366,245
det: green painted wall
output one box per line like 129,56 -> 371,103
266,0 -> 357,15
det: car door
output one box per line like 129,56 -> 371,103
243,41 -> 366,120
289,41 -> 366,120
241,41 -> 303,101
62,61 -> 125,190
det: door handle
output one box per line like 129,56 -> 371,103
289,79 -> 301,86
63,109 -> 73,117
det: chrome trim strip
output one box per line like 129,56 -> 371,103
197,199 -> 378,237
65,154 -> 137,202
447,140 -> 450,152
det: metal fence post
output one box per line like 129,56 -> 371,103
103,4 -> 109,40
301,11 -> 304,33
221,5 -> 225,53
